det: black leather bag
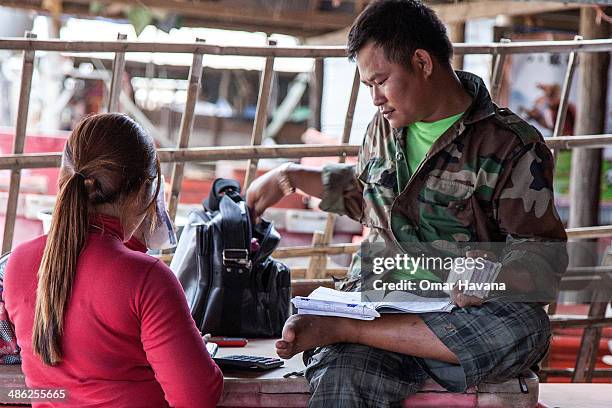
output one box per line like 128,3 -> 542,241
170,179 -> 290,338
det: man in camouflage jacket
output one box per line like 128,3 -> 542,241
247,1 -> 567,406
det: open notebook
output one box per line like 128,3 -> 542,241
291,287 -> 455,321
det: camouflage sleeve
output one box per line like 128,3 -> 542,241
494,141 -> 568,301
318,163 -> 364,221
318,125 -> 372,221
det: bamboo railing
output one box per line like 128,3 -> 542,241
1,35 -> 612,381
1,35 -> 612,254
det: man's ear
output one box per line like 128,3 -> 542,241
412,49 -> 433,78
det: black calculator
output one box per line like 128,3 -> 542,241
213,355 -> 284,371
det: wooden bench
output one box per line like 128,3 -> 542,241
0,340 -> 539,407
218,340 -> 539,407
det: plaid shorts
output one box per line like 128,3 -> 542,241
304,301 -> 550,408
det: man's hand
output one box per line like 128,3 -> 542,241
450,249 -> 494,308
450,287 -> 484,308
246,166 -> 287,222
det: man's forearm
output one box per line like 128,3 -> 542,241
345,314 -> 459,364
286,164 -> 324,199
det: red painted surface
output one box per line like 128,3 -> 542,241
0,131 -> 67,196
547,304 -> 612,383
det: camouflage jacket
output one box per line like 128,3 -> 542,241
320,71 -> 567,298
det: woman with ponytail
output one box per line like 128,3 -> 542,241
3,113 -> 222,407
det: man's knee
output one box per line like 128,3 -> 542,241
305,343 -> 426,407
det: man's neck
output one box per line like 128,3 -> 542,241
419,69 -> 472,123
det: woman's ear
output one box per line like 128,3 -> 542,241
412,49 -> 434,79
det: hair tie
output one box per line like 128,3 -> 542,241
73,171 -> 86,179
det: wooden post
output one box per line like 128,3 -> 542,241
168,38 -> 205,222
243,39 -> 276,190
308,58 -> 324,130
307,67 -> 360,277
1,32 -> 36,254
569,8 -> 610,382
107,33 -> 127,112
449,22 -> 465,70
569,9 -> 609,232
490,38 -> 510,103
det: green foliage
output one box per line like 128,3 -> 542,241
553,150 -> 612,200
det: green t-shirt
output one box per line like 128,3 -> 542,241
407,111 -> 465,176
390,111 -> 464,283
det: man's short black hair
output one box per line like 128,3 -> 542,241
347,0 -> 453,67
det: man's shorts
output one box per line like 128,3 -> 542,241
304,301 -> 550,407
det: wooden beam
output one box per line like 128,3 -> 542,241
68,0 -> 356,32
306,1 -> 585,45
433,1 -> 584,24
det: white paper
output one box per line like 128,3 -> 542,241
291,287 -> 454,320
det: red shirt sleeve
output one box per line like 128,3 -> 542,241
136,260 -> 223,407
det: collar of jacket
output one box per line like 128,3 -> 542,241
456,70 -> 497,125
391,71 -> 497,156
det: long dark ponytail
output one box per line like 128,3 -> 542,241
32,113 -> 159,365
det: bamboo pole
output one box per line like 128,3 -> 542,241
0,145 -> 359,170
551,317 -> 612,329
546,134 -> 612,149
243,39 -> 276,191
308,67 -> 361,277
107,33 -> 127,112
273,242 -> 360,258
490,38 -> 510,103
573,290 -> 609,382
305,231 -> 326,279
539,368 -> 612,378
546,225 -> 612,239
1,32 -> 36,254
5,135 -> 612,170
553,35 -> 582,139
308,58 -> 324,130
168,38 -> 205,221
0,38 -> 611,56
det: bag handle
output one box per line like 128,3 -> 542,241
219,195 -> 252,271
204,178 -> 241,212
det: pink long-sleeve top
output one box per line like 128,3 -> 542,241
3,214 -> 223,407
